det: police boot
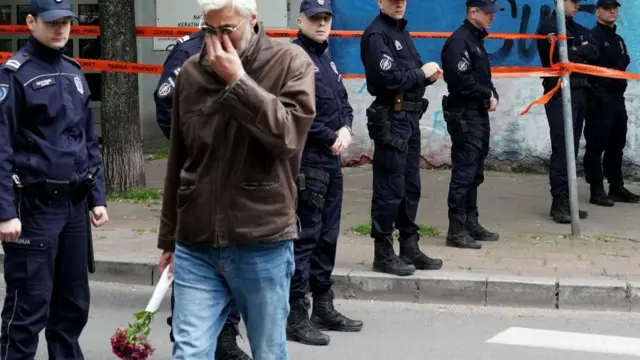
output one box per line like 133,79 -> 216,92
398,233 -> 443,270
549,197 -> 588,224
310,290 -> 363,332
589,183 -> 614,207
286,298 -> 330,346
465,209 -> 499,241
446,210 -> 482,249
373,236 -> 416,276
609,184 -> 640,203
215,323 -> 252,360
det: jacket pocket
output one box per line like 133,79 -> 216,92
176,185 -> 195,209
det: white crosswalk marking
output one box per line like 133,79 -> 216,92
487,327 -> 640,357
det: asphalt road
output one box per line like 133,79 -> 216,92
6,282 -> 639,359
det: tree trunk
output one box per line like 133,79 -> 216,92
98,0 -> 146,195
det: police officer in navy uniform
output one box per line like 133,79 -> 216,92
583,0 -> 639,206
287,0 -> 363,346
154,29 -> 204,139
0,0 -> 109,358
536,0 -> 598,223
440,0 -> 502,250
153,20 -> 251,360
360,0 -> 443,277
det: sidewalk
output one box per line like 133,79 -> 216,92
6,160 -> 640,310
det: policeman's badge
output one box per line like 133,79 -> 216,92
379,54 -> 393,72
73,76 -> 84,95
330,61 -> 339,75
0,84 -> 8,104
457,59 -> 470,72
157,82 -> 173,98
394,40 -> 403,51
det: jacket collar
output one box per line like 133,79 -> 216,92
379,11 -> 407,30
596,21 -> 617,34
463,19 -> 488,40
296,30 -> 328,54
25,36 -> 64,63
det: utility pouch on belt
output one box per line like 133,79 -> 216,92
366,103 -> 408,152
297,167 -> 329,210
442,96 -> 484,149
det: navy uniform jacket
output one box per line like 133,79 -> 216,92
536,12 -> 599,90
588,22 -> 630,94
441,19 -> 498,107
293,31 -> 353,151
153,31 -> 204,139
0,37 -> 106,221
360,12 -> 434,102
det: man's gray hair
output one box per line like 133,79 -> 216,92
197,0 -> 257,17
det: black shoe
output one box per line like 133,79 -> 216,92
398,233 -> 443,270
372,236 -> 416,276
465,209 -> 499,241
446,210 -> 482,249
286,298 -> 330,346
609,185 -> 640,203
310,290 -> 363,332
215,323 -> 252,360
549,197 -> 588,224
589,184 -> 614,207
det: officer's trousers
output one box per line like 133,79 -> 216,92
0,193 -> 90,360
544,88 -> 586,199
290,152 -> 343,301
583,91 -> 628,187
370,112 -> 421,239
447,109 -> 491,214
168,282 -> 241,342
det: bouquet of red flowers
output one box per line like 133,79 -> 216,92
110,267 -> 173,359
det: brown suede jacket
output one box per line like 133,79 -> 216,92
157,23 -> 316,251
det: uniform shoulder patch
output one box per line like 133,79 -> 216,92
0,84 -> 9,104
2,51 -> 30,72
62,54 -> 82,69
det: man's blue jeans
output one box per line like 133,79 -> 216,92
172,240 -> 295,360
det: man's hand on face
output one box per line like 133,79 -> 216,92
205,34 -> 246,84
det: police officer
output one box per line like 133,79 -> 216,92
584,0 -> 639,206
0,0 -> 109,358
287,0 -> 363,346
440,0 -> 502,250
536,0 -> 598,223
153,28 -> 204,139
153,21 -> 251,360
360,0 -> 443,277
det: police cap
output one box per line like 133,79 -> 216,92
300,0 -> 333,17
597,0 -> 621,7
466,0 -> 505,13
29,0 -> 78,22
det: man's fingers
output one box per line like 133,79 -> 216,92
205,36 -> 216,60
221,35 -> 236,54
211,35 -> 224,54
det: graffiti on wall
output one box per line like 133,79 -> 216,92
328,0 -> 640,173
328,0 -> 639,74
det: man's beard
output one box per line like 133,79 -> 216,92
235,23 -> 256,57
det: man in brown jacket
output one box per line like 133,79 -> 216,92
155,0 -> 316,359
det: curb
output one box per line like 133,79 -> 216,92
2,257 -> 638,312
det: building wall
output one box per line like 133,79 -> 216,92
328,0 -> 640,176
